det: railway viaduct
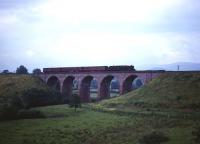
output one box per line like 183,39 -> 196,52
39,66 -> 164,102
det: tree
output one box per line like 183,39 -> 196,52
2,70 -> 9,74
69,94 -> 81,112
32,68 -> 41,75
16,65 -> 28,74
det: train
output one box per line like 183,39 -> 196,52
43,65 -> 135,74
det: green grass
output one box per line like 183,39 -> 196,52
0,74 -> 49,98
0,73 -> 200,144
0,104 -> 199,144
93,72 -> 200,112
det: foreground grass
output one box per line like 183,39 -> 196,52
0,104 -> 199,144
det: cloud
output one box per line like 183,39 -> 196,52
0,0 -> 200,71
25,32 -> 200,66
0,0 -> 41,9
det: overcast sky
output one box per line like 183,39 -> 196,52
0,0 -> 200,72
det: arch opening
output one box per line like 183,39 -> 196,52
132,78 -> 144,90
80,76 -> 96,102
73,80 -> 78,93
99,75 -> 119,100
110,78 -> 120,97
122,75 -> 137,94
62,76 -> 75,103
47,76 -> 60,92
90,78 -> 98,102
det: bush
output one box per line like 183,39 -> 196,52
134,101 -> 145,107
91,97 -> 97,103
139,131 -> 169,144
192,126 -> 200,143
69,94 -> 81,112
176,96 -> 182,101
0,96 -> 24,120
0,104 -> 19,120
0,88 -> 63,120
17,109 -> 45,119
21,88 -> 63,108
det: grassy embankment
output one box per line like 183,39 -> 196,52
0,72 -> 200,144
88,72 -> 200,118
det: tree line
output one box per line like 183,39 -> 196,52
1,65 -> 41,75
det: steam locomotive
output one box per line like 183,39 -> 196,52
43,65 -> 135,74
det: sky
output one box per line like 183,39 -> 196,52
0,0 -> 200,72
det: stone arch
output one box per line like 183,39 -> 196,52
62,76 -> 75,102
47,76 -> 61,92
79,75 -> 94,102
99,75 -> 114,100
122,75 -> 138,94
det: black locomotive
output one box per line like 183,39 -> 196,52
43,65 -> 135,73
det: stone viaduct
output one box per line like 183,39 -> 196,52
39,66 -> 165,102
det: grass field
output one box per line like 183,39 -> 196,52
0,73 -> 200,144
0,104 -> 199,144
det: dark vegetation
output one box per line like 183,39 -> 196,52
139,131 -> 169,144
32,68 -> 42,75
69,94 -> 81,112
16,65 -> 28,74
192,126 -> 200,143
1,70 -> 9,74
0,74 -> 62,120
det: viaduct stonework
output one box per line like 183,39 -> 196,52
39,65 -> 165,102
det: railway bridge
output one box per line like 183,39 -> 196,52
39,66 -> 164,102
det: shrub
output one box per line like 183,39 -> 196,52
0,96 -> 24,120
69,94 -> 81,112
176,96 -> 182,101
0,88 -> 63,120
0,104 -> 19,120
134,101 -> 145,107
91,97 -> 97,103
192,126 -> 200,143
139,131 -> 169,144
21,88 -> 62,108
17,109 -> 45,119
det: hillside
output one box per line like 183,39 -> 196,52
0,74 -> 48,98
0,74 -> 62,120
94,72 -> 200,111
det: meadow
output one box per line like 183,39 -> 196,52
0,104 -> 199,144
